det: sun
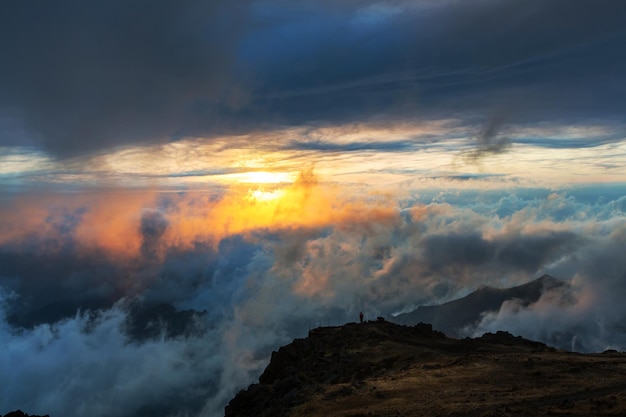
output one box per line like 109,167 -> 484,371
248,188 -> 286,202
237,171 -> 294,184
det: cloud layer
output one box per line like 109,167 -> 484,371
1,0 -> 625,156
0,0 -> 251,155
1,180 -> 626,416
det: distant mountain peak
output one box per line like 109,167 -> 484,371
394,275 -> 568,337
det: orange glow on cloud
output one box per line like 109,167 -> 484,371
0,170 -> 400,265
0,168 -> 404,306
0,191 -> 154,260
163,168 -> 399,252
72,192 -> 153,258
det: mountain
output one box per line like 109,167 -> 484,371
123,301 -> 207,342
394,274 -> 565,336
1,410 -> 49,417
225,319 -> 626,417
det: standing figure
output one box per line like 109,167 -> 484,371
359,312 -> 364,323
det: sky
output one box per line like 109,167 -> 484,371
1,1 -> 626,416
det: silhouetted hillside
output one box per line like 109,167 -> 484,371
124,301 -> 207,341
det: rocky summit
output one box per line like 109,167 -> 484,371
225,319 -> 626,417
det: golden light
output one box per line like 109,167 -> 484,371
236,171 -> 294,184
247,188 -> 286,202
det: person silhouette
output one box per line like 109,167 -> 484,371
359,312 -> 364,323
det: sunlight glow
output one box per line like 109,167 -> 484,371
247,188 -> 286,202
237,171 -> 294,184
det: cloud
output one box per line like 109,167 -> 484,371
0,298 -> 263,417
2,1 -> 625,157
1,2 -> 626,415
461,110 -> 512,162
420,229 -> 580,276
241,0 -> 626,126
469,220 -> 626,352
0,0 -> 252,157
286,139 -> 416,153
1,179 -> 626,415
140,209 -> 169,258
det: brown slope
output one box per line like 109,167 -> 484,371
225,319 -> 626,417
394,275 -> 565,336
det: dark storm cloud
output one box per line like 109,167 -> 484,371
2,0 -> 625,156
242,0 -> 626,127
0,0 -> 251,156
422,230 -> 580,275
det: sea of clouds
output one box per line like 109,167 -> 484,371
1,184 -> 625,416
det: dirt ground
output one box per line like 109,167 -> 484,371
226,321 -> 626,417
